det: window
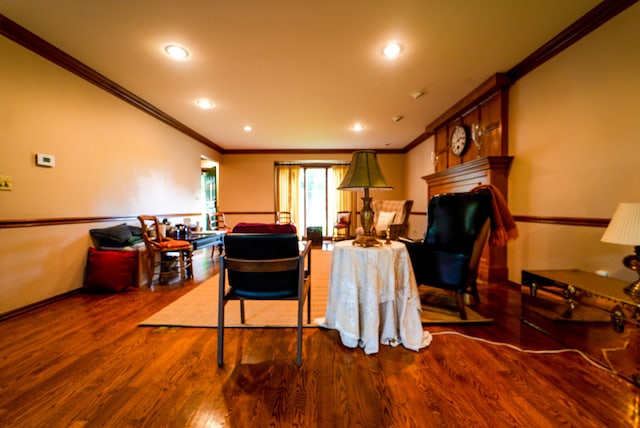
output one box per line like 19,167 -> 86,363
276,163 -> 354,237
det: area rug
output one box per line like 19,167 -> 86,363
139,250 -> 331,328
418,286 -> 493,324
139,249 -> 491,328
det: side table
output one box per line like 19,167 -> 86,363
521,269 -> 640,386
323,240 -> 430,354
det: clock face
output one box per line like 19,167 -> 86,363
450,125 -> 467,156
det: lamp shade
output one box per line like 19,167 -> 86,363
601,203 -> 640,246
338,150 -> 393,190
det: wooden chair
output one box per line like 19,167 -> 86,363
208,212 -> 229,231
332,211 -> 351,241
137,215 -> 193,286
275,211 -> 292,224
206,212 -> 230,257
218,233 -> 312,366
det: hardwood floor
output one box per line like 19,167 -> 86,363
0,250 -> 638,427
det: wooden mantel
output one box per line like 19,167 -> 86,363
422,156 -> 514,283
422,156 -> 513,200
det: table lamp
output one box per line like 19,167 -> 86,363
338,150 -> 392,247
601,202 -> 640,296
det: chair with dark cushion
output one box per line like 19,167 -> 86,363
402,190 -> 492,319
218,233 -> 311,366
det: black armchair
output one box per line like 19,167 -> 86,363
217,233 -> 312,366
403,190 -> 492,319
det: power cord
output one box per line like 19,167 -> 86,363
431,330 -> 632,376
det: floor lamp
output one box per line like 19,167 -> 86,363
338,150 -> 392,247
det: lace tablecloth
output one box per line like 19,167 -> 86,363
322,240 -> 432,354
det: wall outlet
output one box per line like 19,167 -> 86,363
0,175 -> 12,191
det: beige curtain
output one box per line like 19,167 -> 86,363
275,165 -> 300,228
332,165 -> 358,235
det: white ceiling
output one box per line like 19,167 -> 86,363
1,0 -> 600,152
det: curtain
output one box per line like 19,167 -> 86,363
275,165 -> 300,228
332,165 -> 358,235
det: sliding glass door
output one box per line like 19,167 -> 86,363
300,167 -> 329,236
276,163 -> 352,238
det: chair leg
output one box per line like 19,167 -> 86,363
297,301 -> 303,366
217,268 -> 225,366
145,251 -> 154,287
178,251 -> 185,283
455,293 -> 468,320
240,300 -> 245,324
470,281 -> 480,303
184,249 -> 193,279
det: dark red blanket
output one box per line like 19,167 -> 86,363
471,184 -> 518,246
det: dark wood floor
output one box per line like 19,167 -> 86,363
0,249 -> 638,427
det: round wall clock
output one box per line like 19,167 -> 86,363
450,125 -> 468,157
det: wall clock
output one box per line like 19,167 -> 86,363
450,125 -> 468,157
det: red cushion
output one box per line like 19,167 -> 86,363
232,222 -> 297,234
83,248 -> 138,293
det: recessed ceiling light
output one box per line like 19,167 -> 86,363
164,44 -> 189,60
243,125 -> 253,132
382,41 -> 403,59
195,98 -> 214,109
352,123 -> 364,132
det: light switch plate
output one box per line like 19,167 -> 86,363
36,153 -> 55,167
0,175 -> 12,191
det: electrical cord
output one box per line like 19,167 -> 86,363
431,330 -> 632,375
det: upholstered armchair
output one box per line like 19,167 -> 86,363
371,200 -> 414,239
402,190 -> 492,319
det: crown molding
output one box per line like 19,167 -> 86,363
0,14 -> 224,153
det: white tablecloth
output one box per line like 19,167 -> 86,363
322,240 -> 432,354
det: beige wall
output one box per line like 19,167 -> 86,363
507,3 -> 640,283
404,136 -> 434,239
2,3 -> 639,314
0,36 -> 221,313
219,152 -> 407,229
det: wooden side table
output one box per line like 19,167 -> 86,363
521,269 -> 640,386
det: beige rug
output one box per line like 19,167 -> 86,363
139,250 -> 331,328
139,249 -> 491,328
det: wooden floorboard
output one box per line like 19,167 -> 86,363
0,250 -> 638,427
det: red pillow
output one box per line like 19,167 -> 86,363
83,248 -> 138,293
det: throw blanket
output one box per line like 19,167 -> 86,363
471,184 -> 518,246
232,222 -> 297,234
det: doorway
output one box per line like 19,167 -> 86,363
201,157 -> 218,227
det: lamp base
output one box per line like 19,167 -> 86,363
622,248 -> 640,298
624,279 -> 640,297
352,233 -> 381,247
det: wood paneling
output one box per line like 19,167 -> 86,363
430,76 -> 510,172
